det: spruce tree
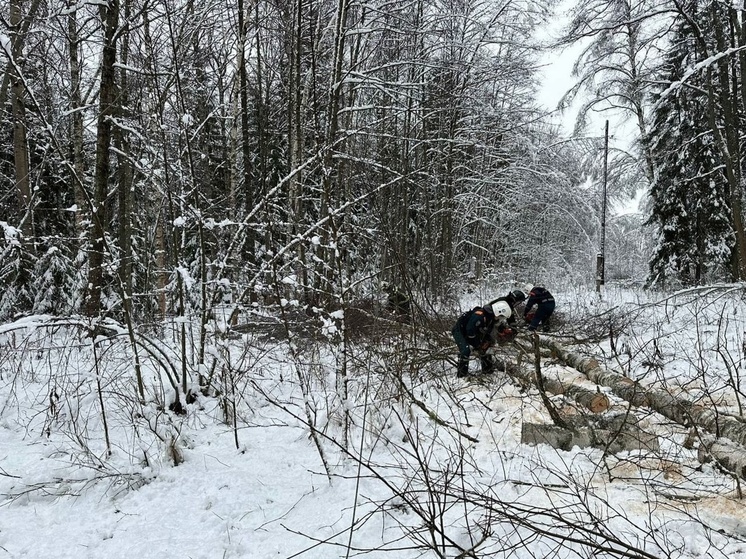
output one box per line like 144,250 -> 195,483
647,10 -> 734,286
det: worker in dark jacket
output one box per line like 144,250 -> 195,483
452,305 -> 495,378
523,286 -> 555,332
452,302 -> 512,377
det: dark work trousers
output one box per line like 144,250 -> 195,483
452,325 -> 470,376
451,325 -> 493,376
528,300 -> 555,331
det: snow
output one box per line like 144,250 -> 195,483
655,47 -> 746,108
3,286 -> 746,558
0,418 -> 334,558
1,221 -> 22,245
0,34 -> 10,57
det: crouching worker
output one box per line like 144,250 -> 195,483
492,289 -> 526,325
523,285 -> 555,332
451,302 -> 513,378
491,300 -> 517,343
452,304 -> 495,378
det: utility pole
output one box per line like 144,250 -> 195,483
596,120 -> 609,294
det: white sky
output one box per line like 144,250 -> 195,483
536,27 -> 646,216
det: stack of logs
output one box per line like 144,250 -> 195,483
500,335 -> 746,480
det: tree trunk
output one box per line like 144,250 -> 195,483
316,0 -> 350,305
237,0 -> 254,262
698,433 -> 746,482
116,0 -> 133,308
325,0 -> 352,446
0,0 -> 43,106
9,0 -> 31,217
67,3 -> 87,238
698,4 -> 746,281
141,8 -> 168,320
12,67 -> 30,213
86,0 -> 119,317
155,215 -> 167,318
494,355 -> 610,413
521,419 -> 660,453
287,0 -> 308,297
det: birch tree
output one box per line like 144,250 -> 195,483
558,0 -> 670,184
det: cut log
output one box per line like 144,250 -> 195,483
522,414 -> 660,453
545,339 -> 746,444
544,337 -> 746,479
522,424 -> 574,450
543,341 -> 650,408
698,433 -> 746,480
564,384 -> 609,414
494,356 -> 609,414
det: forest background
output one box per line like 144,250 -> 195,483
3,0 -> 746,557
3,0 -> 743,322
3,0 -> 744,317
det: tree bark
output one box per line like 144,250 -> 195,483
521,420 -> 659,453
9,0 -> 31,216
287,0 -> 309,297
116,0 -> 133,307
237,0 -> 254,261
698,433 -> 746,482
493,355 -> 610,414
546,337 -> 746,478
67,3 -> 87,238
0,0 -> 43,106
710,4 -> 746,280
12,68 -> 30,212
86,0 -> 119,317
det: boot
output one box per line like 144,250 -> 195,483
481,354 -> 494,375
457,356 -> 469,378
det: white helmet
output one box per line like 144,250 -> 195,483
491,301 -> 512,319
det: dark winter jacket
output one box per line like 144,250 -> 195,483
454,307 -> 496,350
524,287 -> 554,316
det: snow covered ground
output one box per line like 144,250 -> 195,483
2,285 -> 746,558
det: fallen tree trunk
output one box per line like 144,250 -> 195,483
522,420 -> 660,453
544,337 -> 746,479
541,341 -> 651,408
493,356 -> 609,414
698,433 -> 746,480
